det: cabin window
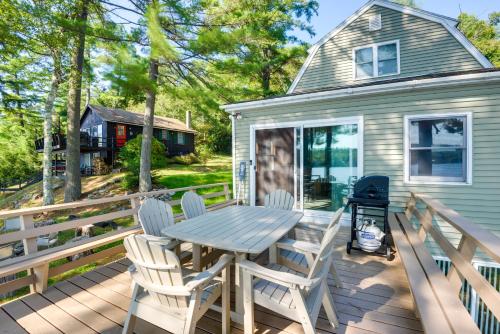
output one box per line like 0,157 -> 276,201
354,40 -> 399,79
161,129 -> 168,140
177,132 -> 186,145
405,113 -> 472,184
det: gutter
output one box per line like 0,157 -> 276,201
222,71 -> 500,113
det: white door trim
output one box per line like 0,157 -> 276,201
249,116 -> 364,217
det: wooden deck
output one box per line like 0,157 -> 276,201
0,226 -> 423,334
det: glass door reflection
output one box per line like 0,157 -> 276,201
303,124 -> 359,211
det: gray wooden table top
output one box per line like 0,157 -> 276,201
161,206 -> 303,254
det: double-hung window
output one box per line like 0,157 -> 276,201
177,132 -> 186,145
405,113 -> 472,184
354,40 -> 399,79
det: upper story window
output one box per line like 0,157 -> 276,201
405,113 -> 472,184
354,40 -> 400,79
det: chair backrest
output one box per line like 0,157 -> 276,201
181,191 -> 207,219
264,189 -> 294,210
124,234 -> 188,307
307,208 -> 343,281
138,198 -> 175,237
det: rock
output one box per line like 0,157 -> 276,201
68,214 -> 78,221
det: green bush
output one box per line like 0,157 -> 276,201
172,153 -> 199,165
119,135 -> 167,189
196,145 -> 212,164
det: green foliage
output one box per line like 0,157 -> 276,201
119,135 -> 167,189
172,153 -> 200,165
196,145 -> 213,164
391,0 -> 419,8
458,13 -> 500,67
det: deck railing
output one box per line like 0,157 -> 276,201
0,182 -> 232,297
405,192 -> 500,333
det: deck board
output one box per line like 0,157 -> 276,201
0,226 -> 422,334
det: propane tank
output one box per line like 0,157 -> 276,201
356,218 -> 385,252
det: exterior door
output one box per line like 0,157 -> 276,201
255,128 -> 294,206
116,124 -> 127,147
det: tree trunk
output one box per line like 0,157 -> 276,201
261,65 -> 271,97
139,59 -> 159,192
64,0 -> 89,203
42,65 -> 61,206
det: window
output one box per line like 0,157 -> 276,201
405,114 -> 472,184
161,129 -> 168,140
177,132 -> 186,145
354,41 -> 399,79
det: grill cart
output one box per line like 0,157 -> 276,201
345,175 -> 391,260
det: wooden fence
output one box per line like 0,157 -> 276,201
396,192 -> 500,333
0,182 -> 232,296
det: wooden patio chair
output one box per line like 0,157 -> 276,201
264,189 -> 294,210
278,207 -> 344,288
240,222 -> 341,334
181,191 -> 207,219
123,234 -> 233,334
139,198 -> 175,239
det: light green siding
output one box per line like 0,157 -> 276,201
294,5 -> 483,93
233,81 -> 500,256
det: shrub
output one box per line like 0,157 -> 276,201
118,135 -> 167,189
196,145 -> 212,164
172,153 -> 199,165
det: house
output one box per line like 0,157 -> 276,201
36,105 -> 196,174
222,0 -> 500,251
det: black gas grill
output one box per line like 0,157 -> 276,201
345,175 -> 391,260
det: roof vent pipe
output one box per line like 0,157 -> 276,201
186,110 -> 191,129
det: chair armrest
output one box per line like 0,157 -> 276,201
143,235 -> 180,249
185,254 -> 234,291
295,222 -> 328,233
276,238 -> 321,255
238,260 -> 319,289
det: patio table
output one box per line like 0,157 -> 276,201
161,205 -> 303,323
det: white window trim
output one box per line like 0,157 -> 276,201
352,40 -> 400,80
403,112 -> 473,186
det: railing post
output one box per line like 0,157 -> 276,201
223,183 -> 230,201
447,235 -> 477,294
130,197 -> 141,225
405,194 -> 416,220
417,208 -> 433,242
20,214 -> 48,293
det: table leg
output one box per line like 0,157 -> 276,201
269,244 -> 277,264
233,252 -> 247,324
192,243 -> 202,271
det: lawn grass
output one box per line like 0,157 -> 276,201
155,154 -> 233,211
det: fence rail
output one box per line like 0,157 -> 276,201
406,192 -> 500,334
0,182 -> 232,296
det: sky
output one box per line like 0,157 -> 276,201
294,0 -> 499,44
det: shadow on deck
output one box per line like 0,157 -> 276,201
0,226 -> 422,334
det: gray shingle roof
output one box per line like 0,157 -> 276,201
87,105 -> 196,133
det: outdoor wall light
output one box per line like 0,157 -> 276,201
232,112 -> 243,120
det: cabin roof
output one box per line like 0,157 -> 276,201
87,105 -> 196,133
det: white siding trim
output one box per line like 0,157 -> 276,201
403,112 -> 473,185
223,71 -> 500,112
287,0 -> 492,94
231,114 -> 236,198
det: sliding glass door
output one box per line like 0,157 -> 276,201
303,124 -> 359,212
251,117 -> 362,214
